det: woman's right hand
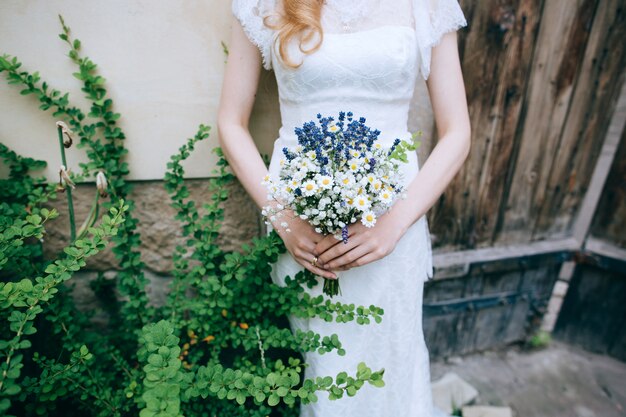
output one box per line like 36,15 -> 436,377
271,209 -> 338,280
216,19 -> 336,282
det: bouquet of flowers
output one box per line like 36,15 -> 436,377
262,111 -> 418,296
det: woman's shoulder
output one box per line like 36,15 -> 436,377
231,0 -> 282,22
231,0 -> 282,70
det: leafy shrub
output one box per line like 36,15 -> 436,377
0,14 -> 385,417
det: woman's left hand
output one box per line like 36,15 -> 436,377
313,211 -> 409,271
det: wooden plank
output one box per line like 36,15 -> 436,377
504,0 -> 626,243
429,0 -> 544,249
503,300 -> 531,342
423,262 -> 558,358
520,264 -> 560,300
590,125 -> 626,247
575,80 -> 626,244
534,0 -> 626,240
471,304 -> 522,351
585,236 -> 626,260
480,270 -> 524,294
424,276 -> 467,302
498,0 -> 598,243
432,237 -> 578,278
553,263 -> 626,362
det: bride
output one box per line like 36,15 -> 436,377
217,0 -> 471,415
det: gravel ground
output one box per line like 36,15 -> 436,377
430,340 -> 626,417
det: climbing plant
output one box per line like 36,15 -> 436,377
0,14 -> 386,417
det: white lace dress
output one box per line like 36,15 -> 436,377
231,0 -> 467,415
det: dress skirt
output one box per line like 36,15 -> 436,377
266,138 -> 438,416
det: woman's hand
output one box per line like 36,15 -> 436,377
314,210 -> 408,271
271,208 -> 338,280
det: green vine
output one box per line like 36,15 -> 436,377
0,14 -> 387,417
0,201 -> 127,416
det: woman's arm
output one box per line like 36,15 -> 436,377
217,18 -> 337,279
314,30 -> 471,270
217,19 -> 270,209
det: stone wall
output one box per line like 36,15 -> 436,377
44,179 -> 262,274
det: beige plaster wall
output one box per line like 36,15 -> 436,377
0,0 -> 435,182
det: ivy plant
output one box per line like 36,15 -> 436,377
0,14 -> 386,417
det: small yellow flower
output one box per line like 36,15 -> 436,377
221,309 -> 228,317
203,335 -> 216,343
239,322 -> 249,330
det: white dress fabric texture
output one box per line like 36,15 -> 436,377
231,1 -> 467,416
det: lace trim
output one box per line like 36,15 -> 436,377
231,0 -> 275,70
324,0 -> 373,30
414,0 -> 467,80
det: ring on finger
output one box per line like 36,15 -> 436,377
310,256 -> 318,267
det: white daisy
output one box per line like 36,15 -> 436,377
348,160 -> 362,173
352,195 -> 370,211
361,211 -> 377,228
302,180 -> 318,196
378,190 -> 394,205
339,174 -> 355,187
317,175 -> 334,189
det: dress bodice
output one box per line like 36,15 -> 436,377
232,0 -> 467,146
275,25 -> 419,146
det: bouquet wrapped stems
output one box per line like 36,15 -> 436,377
323,276 -> 341,297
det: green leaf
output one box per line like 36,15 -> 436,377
268,393 -> 280,407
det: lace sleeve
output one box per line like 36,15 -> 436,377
231,0 -> 275,70
413,0 -> 467,80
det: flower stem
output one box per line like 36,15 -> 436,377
323,277 -> 341,297
57,125 -> 76,242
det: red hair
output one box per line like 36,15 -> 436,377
264,0 -> 324,68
